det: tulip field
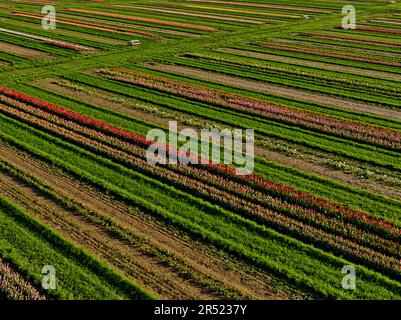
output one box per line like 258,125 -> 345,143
0,0 -> 401,301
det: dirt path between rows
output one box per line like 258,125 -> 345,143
0,41 -> 52,59
151,63 -> 401,121
0,142 -> 297,300
35,78 -> 401,202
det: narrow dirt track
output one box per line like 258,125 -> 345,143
35,79 -> 401,202
151,63 -> 401,121
0,142 -> 299,300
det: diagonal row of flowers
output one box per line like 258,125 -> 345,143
97,68 -> 401,151
1,89 -> 400,277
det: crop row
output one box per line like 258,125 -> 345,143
167,52 -> 401,114
180,51 -> 401,98
233,42 -> 401,77
1,88 -> 400,278
96,68 -> 401,151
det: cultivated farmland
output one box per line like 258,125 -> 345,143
0,0 -> 400,300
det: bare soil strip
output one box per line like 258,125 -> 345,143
151,63 -> 401,121
35,78 -> 401,202
218,47 -> 401,82
0,41 -> 51,59
0,142 -> 297,300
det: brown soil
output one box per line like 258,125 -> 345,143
35,78 -> 401,202
151,63 -> 401,121
0,142 -> 298,300
0,41 -> 52,59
